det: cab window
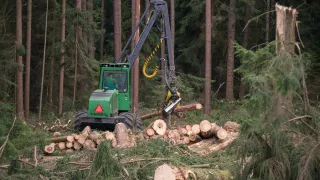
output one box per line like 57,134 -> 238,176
103,71 -> 128,92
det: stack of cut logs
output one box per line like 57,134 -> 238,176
44,120 -> 239,154
144,119 -> 239,146
44,126 -> 117,154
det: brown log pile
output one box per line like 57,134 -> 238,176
142,119 -> 240,155
44,123 -> 138,154
44,119 -> 240,156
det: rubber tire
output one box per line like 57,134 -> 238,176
119,112 -> 143,130
74,109 -> 88,130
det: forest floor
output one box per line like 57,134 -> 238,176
0,101 -> 241,180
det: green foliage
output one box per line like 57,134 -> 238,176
0,114 -> 49,163
233,42 -> 320,180
89,142 -> 122,179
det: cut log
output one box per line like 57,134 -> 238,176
73,142 -> 81,150
180,128 -> 188,135
53,132 -> 61,137
191,124 -> 200,134
185,125 -> 192,131
189,133 -> 202,143
139,103 -> 202,120
200,120 -> 213,138
216,128 -> 228,140
66,135 -> 74,142
74,134 -> 80,140
49,136 -> 67,143
146,128 -> 155,137
223,121 -> 240,132
114,123 -> 135,148
77,135 -> 86,144
58,142 -> 66,150
84,139 -> 94,148
104,131 -> 115,141
211,125 -> 228,140
152,119 -> 167,135
66,142 -> 73,148
154,163 -> 192,180
81,126 -> 91,137
44,143 -> 55,154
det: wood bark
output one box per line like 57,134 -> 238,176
100,0 -> 105,60
73,0 -> 82,107
59,0 -> 66,115
199,120 -> 213,138
16,0 -> 24,121
139,103 -> 202,120
44,143 -> 55,154
226,0 -> 236,101
114,0 -> 121,61
239,0 -> 251,100
204,0 -> 212,115
114,123 -> 135,148
24,0 -> 32,121
266,0 -> 270,44
39,0 -> 49,120
88,0 -> 94,57
82,0 -> 88,53
152,119 -> 167,135
274,4 -> 298,118
132,0 -> 140,114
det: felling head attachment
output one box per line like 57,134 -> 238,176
164,98 -> 181,114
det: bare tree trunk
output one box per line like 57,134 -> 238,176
130,0 -> 135,108
265,0 -> 270,44
82,0 -> 88,54
39,0 -> 49,120
59,0 -> 66,115
100,0 -> 105,60
145,0 -> 150,22
133,0 -> 140,114
88,0 -> 94,57
204,0 -> 212,116
170,0 -> 175,56
73,0 -> 82,107
25,0 -> 32,121
114,0 -> 121,61
49,57 -> 54,109
226,0 -> 236,101
16,0 -> 24,121
239,0 -> 251,100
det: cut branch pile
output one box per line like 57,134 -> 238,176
38,119 -> 72,132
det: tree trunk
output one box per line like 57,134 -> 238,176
239,0 -> 251,100
39,0 -> 49,120
24,0 -> 32,121
16,0 -> 24,121
59,0 -> 66,115
161,36 -> 165,84
170,0 -> 175,56
114,0 -> 121,61
226,0 -> 236,101
204,0 -> 212,115
82,0 -> 88,54
73,0 -> 82,107
265,0 -> 270,44
138,103 -> 202,120
145,0 -> 150,22
88,0 -> 94,57
100,0 -> 105,60
133,0 -> 140,114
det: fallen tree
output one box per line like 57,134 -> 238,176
139,103 -> 203,120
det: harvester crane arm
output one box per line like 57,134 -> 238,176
116,0 -> 180,114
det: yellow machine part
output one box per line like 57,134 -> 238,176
165,90 -> 181,108
142,39 -> 163,79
